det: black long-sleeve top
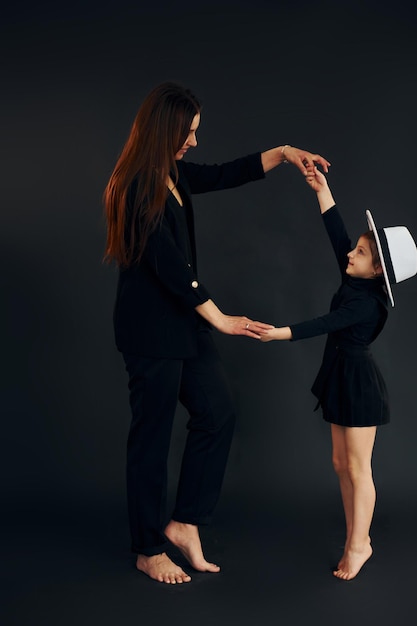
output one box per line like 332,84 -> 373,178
289,205 -> 389,403
113,153 -> 265,358
290,205 -> 388,345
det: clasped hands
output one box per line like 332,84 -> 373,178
283,146 -> 331,177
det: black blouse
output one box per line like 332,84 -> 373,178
290,205 -> 388,347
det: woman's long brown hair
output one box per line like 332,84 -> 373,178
103,82 -> 201,267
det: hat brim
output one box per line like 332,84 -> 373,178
366,209 -> 394,307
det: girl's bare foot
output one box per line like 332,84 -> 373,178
336,536 -> 371,574
333,543 -> 373,581
165,520 -> 220,573
136,552 -> 191,584
337,542 -> 348,570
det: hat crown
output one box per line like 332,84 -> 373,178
366,209 -> 417,307
383,226 -> 417,284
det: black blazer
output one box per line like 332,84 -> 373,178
113,153 -> 265,358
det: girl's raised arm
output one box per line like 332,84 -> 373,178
306,165 -> 336,214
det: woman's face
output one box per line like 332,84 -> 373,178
346,236 -> 381,279
175,113 -> 200,160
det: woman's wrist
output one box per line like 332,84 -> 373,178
261,146 -> 290,172
195,299 -> 224,329
280,144 -> 290,164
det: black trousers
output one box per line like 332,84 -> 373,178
123,329 -> 236,556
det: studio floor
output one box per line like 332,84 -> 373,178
3,491 -> 415,626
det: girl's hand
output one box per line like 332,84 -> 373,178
305,165 -> 328,191
305,164 -> 335,213
260,327 -> 292,342
260,331 -> 275,342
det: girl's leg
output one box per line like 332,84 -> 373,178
331,424 -> 353,553
333,425 -> 377,580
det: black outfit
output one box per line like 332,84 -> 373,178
114,154 -> 265,555
290,205 -> 390,427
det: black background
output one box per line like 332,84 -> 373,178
2,1 -> 417,624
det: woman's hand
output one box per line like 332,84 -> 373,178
284,146 -> 331,175
261,146 -> 331,176
196,300 -> 274,338
216,315 -> 275,338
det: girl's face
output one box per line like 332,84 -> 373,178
346,236 -> 382,279
175,113 -> 200,160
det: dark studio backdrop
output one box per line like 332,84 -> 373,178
2,1 -> 417,625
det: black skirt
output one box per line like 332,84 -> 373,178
313,345 -> 390,427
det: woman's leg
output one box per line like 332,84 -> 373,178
124,354 -> 191,584
332,424 -> 377,580
165,330 -> 236,572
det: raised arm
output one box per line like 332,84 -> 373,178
305,164 -> 335,213
261,145 -> 331,176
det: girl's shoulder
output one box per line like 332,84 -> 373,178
344,278 -> 389,315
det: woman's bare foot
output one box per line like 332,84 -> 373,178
165,520 -> 220,573
333,543 -> 373,581
136,552 -> 191,584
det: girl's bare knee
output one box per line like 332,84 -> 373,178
332,456 -> 347,476
346,462 -> 373,484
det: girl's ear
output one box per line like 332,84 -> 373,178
374,264 -> 383,276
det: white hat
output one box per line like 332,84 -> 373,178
366,209 -> 417,307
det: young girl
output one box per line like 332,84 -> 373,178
261,164 -> 417,580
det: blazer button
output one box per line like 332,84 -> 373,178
191,280 -> 199,288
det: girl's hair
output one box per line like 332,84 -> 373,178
362,230 -> 381,269
103,82 -> 201,267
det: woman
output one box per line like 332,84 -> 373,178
261,164 -> 417,580
104,81 -> 330,584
